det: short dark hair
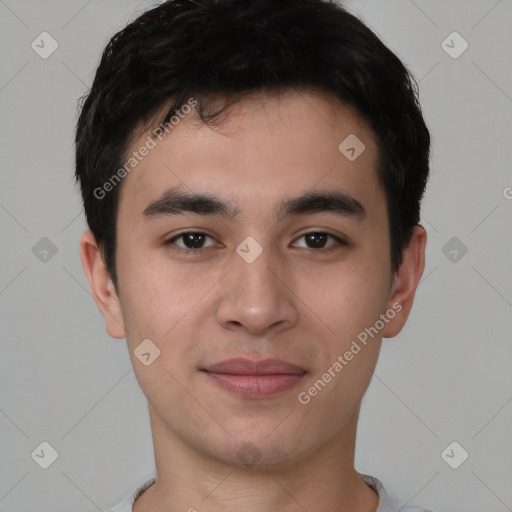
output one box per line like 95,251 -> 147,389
75,0 -> 430,292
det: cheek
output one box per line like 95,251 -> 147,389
296,257 -> 390,340
120,274 -> 190,341
117,251 -> 225,350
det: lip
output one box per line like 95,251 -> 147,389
202,357 -> 306,375
201,358 -> 307,398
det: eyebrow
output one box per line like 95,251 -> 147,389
142,187 -> 367,222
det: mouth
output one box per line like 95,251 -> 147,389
200,358 -> 307,398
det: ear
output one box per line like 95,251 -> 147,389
79,230 -> 126,339
382,225 -> 427,338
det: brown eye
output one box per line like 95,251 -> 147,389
165,231 -> 217,252
293,231 -> 344,252
180,232 -> 207,249
305,232 -> 328,249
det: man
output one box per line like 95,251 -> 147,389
75,0 -> 433,510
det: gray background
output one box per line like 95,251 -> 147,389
0,0 -> 511,511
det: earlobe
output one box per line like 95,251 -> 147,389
382,225 -> 427,338
79,230 -> 126,339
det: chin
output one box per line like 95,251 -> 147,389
207,434 -> 313,471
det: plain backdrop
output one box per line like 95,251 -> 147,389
0,1 -> 511,511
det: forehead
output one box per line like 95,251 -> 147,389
117,88 -> 385,223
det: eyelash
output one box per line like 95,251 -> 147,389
164,231 -> 346,255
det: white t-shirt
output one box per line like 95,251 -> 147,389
105,473 -> 435,512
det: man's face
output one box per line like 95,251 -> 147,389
107,89 -> 398,467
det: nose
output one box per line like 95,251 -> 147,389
215,243 -> 299,337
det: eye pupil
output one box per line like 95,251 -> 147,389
306,232 -> 327,248
184,233 -> 205,248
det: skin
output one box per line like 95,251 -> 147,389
80,88 -> 426,512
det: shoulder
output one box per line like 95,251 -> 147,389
359,473 -> 436,512
104,475 -> 157,512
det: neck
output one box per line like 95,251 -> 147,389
133,404 -> 379,512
